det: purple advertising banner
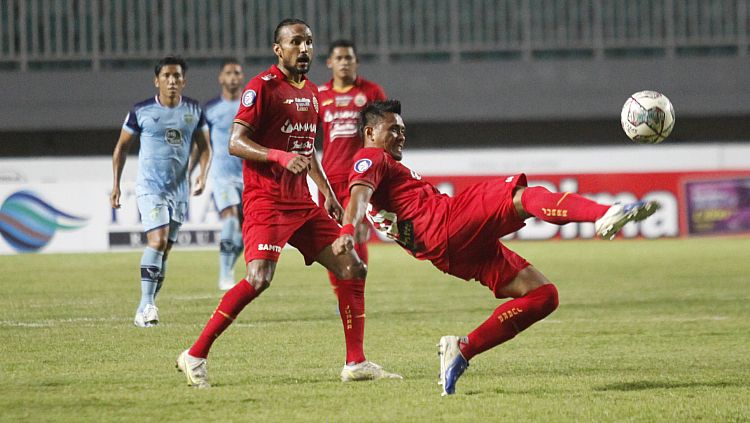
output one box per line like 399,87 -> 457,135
685,178 -> 750,235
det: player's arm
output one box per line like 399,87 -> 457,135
228,122 -> 310,174
191,128 -> 212,196
308,150 -> 343,221
110,128 -> 138,209
333,184 -> 374,255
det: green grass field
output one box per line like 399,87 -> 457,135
1,238 -> 749,422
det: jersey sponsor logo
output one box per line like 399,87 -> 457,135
323,110 -> 359,123
354,158 -> 372,173
330,122 -> 359,140
290,97 -> 311,111
242,89 -> 257,107
312,96 -> 319,113
257,243 -> 282,253
354,93 -> 367,107
280,119 -> 317,134
260,73 -> 276,81
164,128 -> 182,145
335,95 -> 353,107
288,136 -> 314,156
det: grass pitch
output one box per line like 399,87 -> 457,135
1,238 -> 749,422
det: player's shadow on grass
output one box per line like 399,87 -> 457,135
594,380 -> 741,391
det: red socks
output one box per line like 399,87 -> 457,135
334,278 -> 367,364
328,242 -> 369,364
460,284 -> 559,360
189,279 -> 259,358
521,186 -> 609,224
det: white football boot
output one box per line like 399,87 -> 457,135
437,335 -> 469,396
176,349 -> 210,388
133,304 -> 159,327
595,200 -> 661,240
340,361 -> 403,382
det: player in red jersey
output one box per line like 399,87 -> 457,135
333,100 -> 661,396
317,39 -> 386,367
175,20 -> 400,388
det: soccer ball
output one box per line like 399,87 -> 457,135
620,90 -> 675,144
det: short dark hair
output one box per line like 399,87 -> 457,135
359,100 -> 402,135
328,39 -> 357,58
274,18 -> 311,44
154,55 -> 187,76
219,58 -> 241,71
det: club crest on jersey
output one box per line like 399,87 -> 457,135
354,158 -> 372,173
354,93 -> 367,107
164,128 -> 182,145
242,89 -> 257,107
183,113 -> 194,124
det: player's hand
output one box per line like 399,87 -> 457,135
192,174 -> 206,196
324,195 -> 344,223
267,149 -> 310,174
286,155 -> 311,174
110,187 -> 121,209
332,234 -> 355,255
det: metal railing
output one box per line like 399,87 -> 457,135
1,0 -> 748,71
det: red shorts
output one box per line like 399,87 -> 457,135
242,205 -> 339,265
442,174 -> 531,297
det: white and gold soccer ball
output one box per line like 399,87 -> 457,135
620,90 -> 675,144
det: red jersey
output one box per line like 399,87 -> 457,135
234,65 -> 319,209
318,77 -> 386,184
348,147 -> 449,261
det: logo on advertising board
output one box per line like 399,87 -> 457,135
0,190 -> 88,252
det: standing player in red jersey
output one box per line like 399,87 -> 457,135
176,19 -> 400,388
317,40 -> 386,368
333,100 -> 661,396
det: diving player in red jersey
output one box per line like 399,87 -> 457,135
317,39 -> 386,367
333,100 -> 661,396
176,20 -> 400,388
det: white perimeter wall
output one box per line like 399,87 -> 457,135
0,143 -> 748,254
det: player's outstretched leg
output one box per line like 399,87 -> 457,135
520,186 -> 660,239
438,283 -> 559,395
177,279 -> 260,388
134,247 -> 162,327
594,200 -> 661,240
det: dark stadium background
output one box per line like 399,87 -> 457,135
1,0 -> 749,156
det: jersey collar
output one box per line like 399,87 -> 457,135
155,95 -> 183,108
271,65 -> 307,89
328,77 -> 360,93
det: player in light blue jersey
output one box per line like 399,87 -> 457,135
111,56 -> 212,328
204,59 -> 245,290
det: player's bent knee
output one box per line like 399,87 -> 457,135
536,283 -> 560,317
245,275 -> 271,293
335,259 -> 367,280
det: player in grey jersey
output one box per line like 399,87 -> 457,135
111,56 -> 212,327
